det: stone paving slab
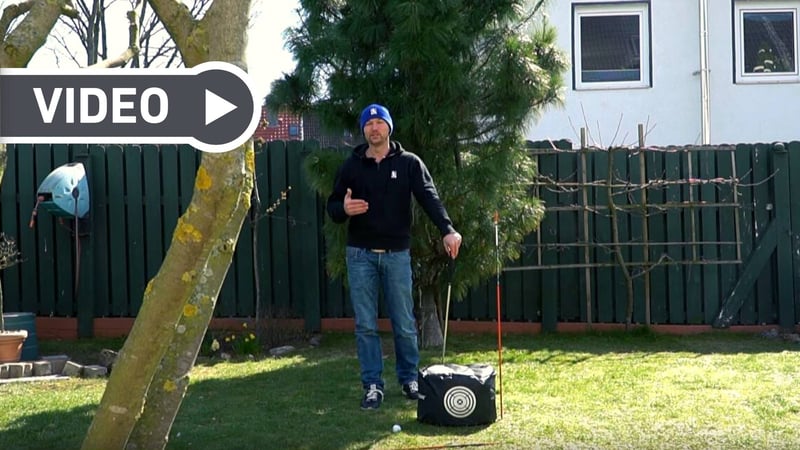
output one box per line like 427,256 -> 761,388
0,354 -> 112,382
0,374 -> 70,384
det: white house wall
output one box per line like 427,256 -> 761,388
527,0 -> 800,147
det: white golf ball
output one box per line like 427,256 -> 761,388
392,424 -> 401,433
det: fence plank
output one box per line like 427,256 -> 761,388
788,142 -> 800,325
268,141 -> 292,316
105,145 -> 129,316
520,231 -> 540,322
160,145 -> 180,251
1,145 -> 22,312
557,151 -> 580,321
287,140 -> 307,319
699,149 -> 720,324
753,144 -> 775,324
178,145 -> 197,212
16,145 -> 38,314
626,148 -> 646,324
234,215 -> 256,317
33,144 -> 57,315
683,150 -> 703,323
592,149 -> 614,322
326,277 -> 349,318
52,145 -> 74,317
644,150 -> 666,324
254,143 -> 274,318
664,151 -> 686,323
217,243 -> 239,317
142,145 -> 164,281
68,146 -> 94,337
612,148 -> 632,323
716,148 -> 739,321
537,151 -> 558,330
87,145 -> 110,318
124,146 -> 146,314
735,144 -> 756,324
771,144 -> 795,328
578,147 -> 595,324
289,140 -> 322,330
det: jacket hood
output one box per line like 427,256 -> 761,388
353,141 -> 404,159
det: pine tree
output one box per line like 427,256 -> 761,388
269,0 -> 567,346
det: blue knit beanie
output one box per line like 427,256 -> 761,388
359,104 -> 393,135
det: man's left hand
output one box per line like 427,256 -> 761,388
443,232 -> 463,259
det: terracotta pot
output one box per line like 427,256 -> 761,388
0,330 -> 28,363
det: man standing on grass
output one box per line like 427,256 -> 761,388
326,103 -> 463,410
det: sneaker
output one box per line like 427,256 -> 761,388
402,380 -> 420,400
361,384 -> 384,410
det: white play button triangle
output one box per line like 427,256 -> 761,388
205,89 -> 238,125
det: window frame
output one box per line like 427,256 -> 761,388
572,2 -> 652,90
734,1 -> 800,84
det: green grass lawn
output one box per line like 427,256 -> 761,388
1,330 -> 799,449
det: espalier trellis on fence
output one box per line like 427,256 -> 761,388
508,126 -> 797,331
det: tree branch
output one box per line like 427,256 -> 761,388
89,9 -> 140,68
146,0 -> 204,66
1,0 -> 78,67
0,0 -> 33,38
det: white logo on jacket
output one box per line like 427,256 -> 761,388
391,170 -> 397,179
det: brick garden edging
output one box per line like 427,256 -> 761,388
0,354 -> 111,383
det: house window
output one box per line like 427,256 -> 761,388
288,124 -> 300,137
735,1 -> 799,83
573,2 -> 651,90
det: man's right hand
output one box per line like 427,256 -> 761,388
344,188 -> 369,216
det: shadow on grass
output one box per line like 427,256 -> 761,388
169,341 -> 500,450
4,330 -> 796,450
3,339 -> 493,450
0,404 -> 97,450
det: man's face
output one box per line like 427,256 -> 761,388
363,118 -> 390,146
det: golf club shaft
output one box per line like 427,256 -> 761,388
441,283 -> 451,363
441,259 -> 455,363
494,211 -> 504,420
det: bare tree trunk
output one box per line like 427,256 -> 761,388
82,149 -> 253,449
418,287 -> 443,349
125,152 -> 254,450
82,1 -> 253,448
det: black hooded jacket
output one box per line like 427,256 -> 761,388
326,141 -> 455,251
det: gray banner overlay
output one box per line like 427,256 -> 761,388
0,69 -> 255,148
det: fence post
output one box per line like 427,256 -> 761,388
579,130 -> 592,325
293,141 -> 321,332
771,143 -> 794,329
638,124 -> 651,326
72,145 -> 94,338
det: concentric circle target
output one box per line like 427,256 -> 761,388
442,386 -> 476,418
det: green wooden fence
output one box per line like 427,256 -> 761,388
0,141 -> 797,336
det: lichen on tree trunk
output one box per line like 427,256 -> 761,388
82,144 -> 254,450
126,145 -> 255,450
82,1 -> 254,449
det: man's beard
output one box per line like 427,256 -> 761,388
368,133 -> 388,146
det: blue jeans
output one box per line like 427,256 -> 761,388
346,246 -> 419,389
